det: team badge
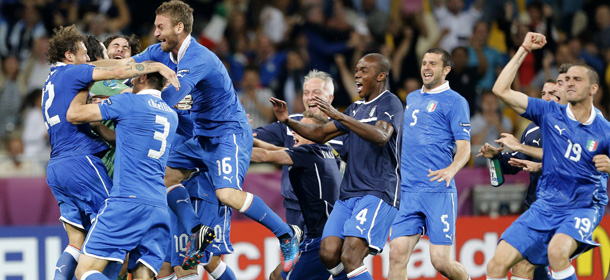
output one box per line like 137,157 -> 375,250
369,105 -> 377,117
103,80 -> 117,87
587,139 -> 598,152
427,101 -> 438,112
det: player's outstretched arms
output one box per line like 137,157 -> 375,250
429,140 -> 470,187
476,143 -> 504,158
89,57 -> 135,67
494,133 -> 543,160
492,32 -> 546,115
91,62 -> 180,90
593,154 -> 610,173
251,147 -> 293,165
66,91 -> 103,124
271,97 -> 343,143
253,138 -> 286,151
314,95 -> 393,146
508,158 -> 542,173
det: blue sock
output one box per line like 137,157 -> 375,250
101,261 -> 122,279
81,270 -> 109,280
329,264 -> 349,280
346,265 -> 373,279
240,193 -> 291,238
210,261 -> 237,280
167,184 -> 200,232
54,245 -> 80,280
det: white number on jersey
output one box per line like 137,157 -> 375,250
174,233 -> 189,253
574,217 -> 592,234
441,214 -> 450,232
356,208 -> 368,225
42,82 -> 61,129
216,157 -> 233,175
148,115 -> 170,159
214,225 -> 222,243
410,109 -> 419,126
564,139 -> 582,162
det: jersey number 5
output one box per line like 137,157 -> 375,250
148,115 -> 170,159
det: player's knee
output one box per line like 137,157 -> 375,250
486,257 -> 509,277
319,244 -> 340,267
511,261 -> 535,279
389,241 -> 409,267
547,244 -> 570,265
164,167 -> 185,186
430,256 -> 451,275
215,188 -> 244,208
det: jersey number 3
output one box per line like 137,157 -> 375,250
148,115 -> 170,159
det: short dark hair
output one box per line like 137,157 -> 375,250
558,63 -> 573,74
303,110 -> 329,125
569,64 -> 599,85
425,48 -> 452,68
545,78 -> 556,84
156,0 -> 194,35
47,25 -> 85,64
84,35 -> 105,61
362,53 -> 390,80
103,34 -> 141,55
146,72 -> 166,91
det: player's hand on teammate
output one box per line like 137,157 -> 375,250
313,96 -> 342,120
156,63 -> 180,90
508,158 -> 541,173
270,97 -> 290,123
522,32 -> 547,52
495,133 -> 521,152
476,143 -> 504,158
593,154 -> 610,173
428,167 -> 456,187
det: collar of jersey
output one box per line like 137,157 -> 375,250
170,34 -> 192,64
566,103 -> 596,125
361,90 -> 389,105
420,81 -> 450,94
54,62 -> 67,67
137,88 -> 162,99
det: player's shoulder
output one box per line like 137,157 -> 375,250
289,113 -> 303,121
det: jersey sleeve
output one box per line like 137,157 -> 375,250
132,44 -> 162,63
161,52 -> 208,106
333,104 -> 355,133
521,97 -> 553,125
65,64 -> 95,90
285,145 -> 315,168
447,96 -> 471,141
254,121 -> 287,146
98,93 -> 135,122
376,96 -> 405,132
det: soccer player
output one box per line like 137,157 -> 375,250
251,111 -> 342,280
486,32 -> 610,280
270,53 -> 403,279
122,0 -> 301,271
253,69 -> 345,232
67,71 -> 178,280
43,25 -> 178,280
104,34 -> 140,60
388,48 -> 471,280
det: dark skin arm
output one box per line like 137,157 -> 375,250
271,97 -> 343,144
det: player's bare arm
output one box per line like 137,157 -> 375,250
66,90 -> 103,124
593,154 -> 610,173
251,147 -> 294,165
495,133 -> 543,160
476,143 -> 504,158
492,32 -> 547,114
92,61 -> 179,90
89,57 -> 135,67
271,97 -> 343,143
253,138 -> 287,151
314,95 -> 394,146
508,158 -> 542,173
429,140 -> 470,187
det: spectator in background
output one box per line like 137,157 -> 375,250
0,55 -> 25,141
20,89 -> 49,158
471,91 -> 513,166
260,0 -> 291,44
0,136 -> 45,177
239,66 -> 275,128
9,2 -> 47,62
359,0 -> 389,41
568,37 -> 605,77
530,43 -> 575,90
276,50 -> 307,113
251,35 -> 287,91
468,21 -> 505,92
433,0 -> 483,52
447,46 -> 480,116
80,0 -> 131,41
21,36 -> 51,93
594,5 -> 610,52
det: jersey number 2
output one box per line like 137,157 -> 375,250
42,82 -> 60,129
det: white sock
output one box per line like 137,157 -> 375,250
551,265 -> 575,280
328,263 -> 344,276
210,261 -> 227,279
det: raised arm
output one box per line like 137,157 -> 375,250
66,90 -> 102,124
251,147 -> 293,165
91,61 -> 179,90
314,96 -> 394,146
271,97 -> 343,143
492,32 -> 547,114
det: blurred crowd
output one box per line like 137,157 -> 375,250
1,0 -> 610,176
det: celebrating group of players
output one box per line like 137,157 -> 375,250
42,0 -> 610,279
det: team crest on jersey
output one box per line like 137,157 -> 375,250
427,101 -> 438,112
369,105 -> 377,117
587,139 -> 598,152
177,69 -> 190,78
103,80 -> 118,87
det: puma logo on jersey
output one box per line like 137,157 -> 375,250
532,139 -> 541,146
176,198 -> 189,204
223,176 -> 233,183
212,244 -> 221,250
384,112 -> 394,120
554,125 -> 566,135
356,226 -> 366,235
445,234 -> 453,241
463,128 -> 471,137
56,265 -> 65,273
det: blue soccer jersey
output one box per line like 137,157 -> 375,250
42,63 -> 109,158
333,90 -> 404,208
132,35 -> 249,137
522,97 -> 610,209
98,90 -> 178,205
285,143 -> 341,238
401,82 -> 471,193
254,114 -> 345,211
